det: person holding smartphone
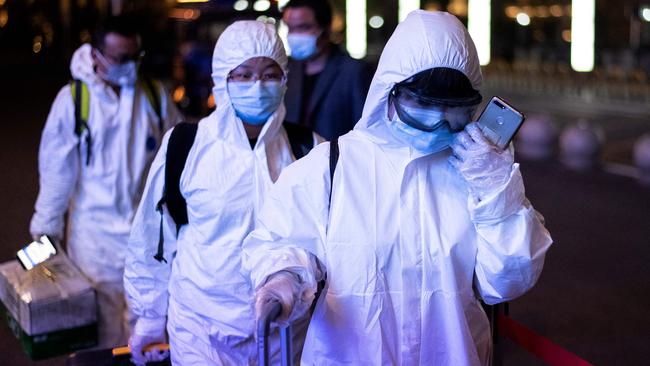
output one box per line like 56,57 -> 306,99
244,10 -> 553,365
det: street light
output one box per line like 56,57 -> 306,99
346,0 -> 366,59
571,0 -> 595,72
399,0 -> 419,22
468,0 -> 491,66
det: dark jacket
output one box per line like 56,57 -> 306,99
284,46 -> 371,140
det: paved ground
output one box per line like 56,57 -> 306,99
1,73 -> 649,365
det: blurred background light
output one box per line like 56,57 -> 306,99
571,0 -> 595,72
536,5 -> 549,18
399,0 -> 420,23
468,0 -> 490,66
549,4 -> 563,17
253,0 -> 270,12
516,12 -> 530,26
32,36 -> 42,54
346,0 -> 366,59
447,0 -> 468,16
368,15 -> 384,29
169,8 -> 200,20
505,6 -> 518,18
278,0 -> 289,11
233,0 -> 248,11
0,10 -> 7,28
640,6 -> 650,22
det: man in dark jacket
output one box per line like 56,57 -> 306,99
282,0 -> 371,140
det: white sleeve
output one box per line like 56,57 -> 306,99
29,86 -> 79,240
123,129 -> 178,330
243,142 -> 332,294
470,163 -> 553,304
159,82 -> 183,131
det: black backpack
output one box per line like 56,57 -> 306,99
153,121 -> 316,263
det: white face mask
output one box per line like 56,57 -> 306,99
227,80 -> 284,125
287,33 -> 318,61
95,51 -> 137,86
388,111 -> 455,153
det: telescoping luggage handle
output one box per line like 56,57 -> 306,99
257,299 -> 293,366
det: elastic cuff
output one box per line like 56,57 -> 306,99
135,316 -> 167,336
469,163 -> 525,224
30,217 -> 64,243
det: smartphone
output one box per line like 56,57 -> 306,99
476,96 -> 525,150
16,235 -> 57,270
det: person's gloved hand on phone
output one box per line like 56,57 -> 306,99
449,122 -> 514,201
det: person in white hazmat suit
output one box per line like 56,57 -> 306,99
29,16 -> 181,348
124,21 -> 320,365
244,10 -> 553,365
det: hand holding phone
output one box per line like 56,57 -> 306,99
450,122 -> 516,200
476,96 -> 525,150
16,235 -> 57,270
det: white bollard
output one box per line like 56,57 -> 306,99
514,114 -> 558,161
633,134 -> 650,186
559,121 -> 604,171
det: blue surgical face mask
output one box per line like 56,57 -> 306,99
95,51 -> 137,86
287,33 -> 318,61
388,111 -> 456,153
227,80 -> 284,125
106,61 -> 137,86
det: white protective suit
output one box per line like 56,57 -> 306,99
244,11 -> 553,365
29,43 -> 181,348
124,21 -> 317,364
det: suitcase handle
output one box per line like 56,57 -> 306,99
111,343 -> 170,358
257,300 -> 293,366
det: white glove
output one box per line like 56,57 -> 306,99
449,122 -> 515,200
129,317 -> 168,366
255,271 -> 315,327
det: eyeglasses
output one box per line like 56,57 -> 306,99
227,71 -> 284,83
95,48 -> 144,65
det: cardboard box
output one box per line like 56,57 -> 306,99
0,254 -> 97,359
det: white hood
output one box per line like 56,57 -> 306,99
209,20 -> 289,149
70,43 -> 103,85
355,10 -> 482,140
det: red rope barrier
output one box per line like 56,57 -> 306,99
498,314 -> 594,366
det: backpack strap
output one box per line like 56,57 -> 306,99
141,77 -> 163,133
311,137 -> 339,315
70,79 -> 92,165
329,137 -> 339,205
153,122 -> 198,263
283,122 -> 315,160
